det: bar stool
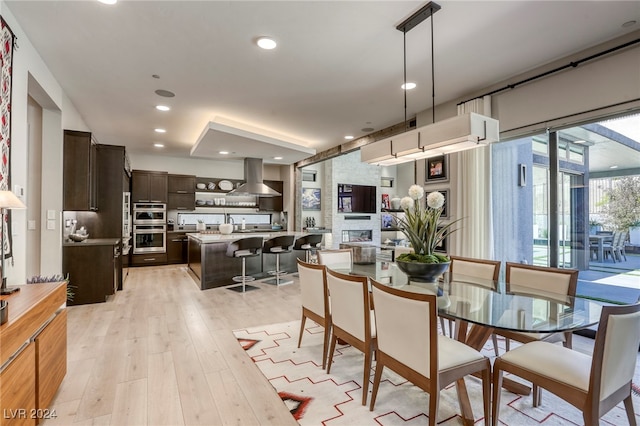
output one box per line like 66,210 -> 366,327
293,234 -> 323,263
226,237 -> 263,293
262,235 -> 296,286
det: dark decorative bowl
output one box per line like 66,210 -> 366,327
0,300 -> 7,325
396,260 -> 450,283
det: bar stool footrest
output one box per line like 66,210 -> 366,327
232,275 -> 256,283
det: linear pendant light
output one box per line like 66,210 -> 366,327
362,2 -> 499,166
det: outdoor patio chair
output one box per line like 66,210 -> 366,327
602,231 -> 620,262
614,231 -> 628,262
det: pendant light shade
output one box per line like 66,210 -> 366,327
362,2 -> 500,165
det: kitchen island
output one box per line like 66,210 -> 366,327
187,232 -> 307,290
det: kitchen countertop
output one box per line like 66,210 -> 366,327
187,231 -> 304,244
63,238 -> 120,247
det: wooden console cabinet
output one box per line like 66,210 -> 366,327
0,282 -> 67,426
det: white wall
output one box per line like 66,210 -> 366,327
2,2 -> 89,284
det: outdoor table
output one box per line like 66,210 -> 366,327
589,234 -> 612,262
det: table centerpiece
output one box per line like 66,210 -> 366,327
394,185 -> 459,283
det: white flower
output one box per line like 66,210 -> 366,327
426,191 -> 445,209
400,196 -> 413,210
408,185 -> 424,200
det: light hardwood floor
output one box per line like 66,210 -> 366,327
44,265 -> 300,426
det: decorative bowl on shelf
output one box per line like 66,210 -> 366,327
196,183 -> 206,190
69,233 -> 89,242
219,223 -> 233,235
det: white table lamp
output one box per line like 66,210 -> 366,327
0,191 -> 26,295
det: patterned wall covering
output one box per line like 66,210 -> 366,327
0,16 -> 14,261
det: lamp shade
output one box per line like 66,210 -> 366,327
0,191 -> 26,209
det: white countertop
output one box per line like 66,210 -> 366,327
187,231 -> 306,244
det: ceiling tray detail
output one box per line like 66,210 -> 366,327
191,117 -> 316,164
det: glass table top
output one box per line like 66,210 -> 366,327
328,261 -> 605,334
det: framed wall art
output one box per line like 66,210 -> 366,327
432,189 -> 449,218
301,188 -> 321,210
425,154 -> 448,183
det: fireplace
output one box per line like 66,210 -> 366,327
342,230 -> 372,242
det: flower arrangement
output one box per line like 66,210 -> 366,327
395,185 -> 458,264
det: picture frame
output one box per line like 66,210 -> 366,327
432,189 -> 449,218
425,154 -> 449,183
435,226 -> 448,253
301,188 -> 321,210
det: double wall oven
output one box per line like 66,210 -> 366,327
133,203 -> 166,254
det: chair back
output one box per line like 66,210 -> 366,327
590,302 -> 640,403
263,235 -> 295,253
371,279 -> 437,380
296,259 -> 329,320
326,268 -> 371,342
450,255 -> 500,281
293,234 -> 323,250
505,262 -> 578,299
318,248 -> 353,269
615,231 -> 628,248
226,237 -> 263,258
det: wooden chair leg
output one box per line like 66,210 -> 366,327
624,394 -> 637,426
326,333 -> 338,373
369,362 -> 384,411
533,384 -> 542,407
297,315 -> 307,348
492,334 -> 500,356
428,386 -> 438,426
492,367 -> 504,426
361,349 -> 373,405
321,321 -> 331,370
482,365 -> 491,425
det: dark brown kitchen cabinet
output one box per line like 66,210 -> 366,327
131,170 -> 168,203
63,130 -> 98,211
63,241 -> 118,305
258,180 -> 284,211
168,174 -> 195,210
167,231 -> 188,264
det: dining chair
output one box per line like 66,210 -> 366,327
602,231 -> 619,263
325,268 -> 376,405
369,279 -> 491,425
492,262 -> 579,356
492,302 -> 640,425
615,231 -> 628,262
317,248 -> 353,270
443,255 -> 501,336
296,259 -> 331,369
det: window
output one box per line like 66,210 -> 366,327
302,170 -> 317,182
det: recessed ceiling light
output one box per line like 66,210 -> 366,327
274,156 -> 283,160
154,128 -> 166,133
622,20 -> 637,28
219,151 -> 229,155
362,127 -> 375,132
610,165 -> 619,169
573,140 -> 587,144
256,37 -> 277,50
344,135 -> 354,140
155,105 -> 170,112
98,0 -> 117,4
153,143 -> 164,148
401,82 -> 416,90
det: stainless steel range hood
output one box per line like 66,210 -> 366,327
227,158 -> 281,197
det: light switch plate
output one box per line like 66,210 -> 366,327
47,210 -> 56,220
47,219 -> 55,230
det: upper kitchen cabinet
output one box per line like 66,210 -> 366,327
131,170 -> 168,203
258,180 -> 284,211
168,174 -> 195,210
63,130 -> 98,211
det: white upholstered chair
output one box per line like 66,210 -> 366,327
296,259 -> 331,369
492,262 -> 579,356
442,255 -> 501,336
492,302 -> 640,425
325,268 -> 376,405
317,248 -> 353,270
369,279 -> 491,425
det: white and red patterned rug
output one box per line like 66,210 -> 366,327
234,320 -> 640,425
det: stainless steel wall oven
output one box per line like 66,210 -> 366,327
133,203 -> 166,254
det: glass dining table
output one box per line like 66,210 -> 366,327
328,261 -> 605,425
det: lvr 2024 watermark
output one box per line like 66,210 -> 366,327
3,409 -> 57,420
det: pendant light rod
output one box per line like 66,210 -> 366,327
403,31 -> 408,129
430,4 -> 435,124
396,1 -> 441,33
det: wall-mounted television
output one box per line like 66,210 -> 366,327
337,184 -> 376,213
